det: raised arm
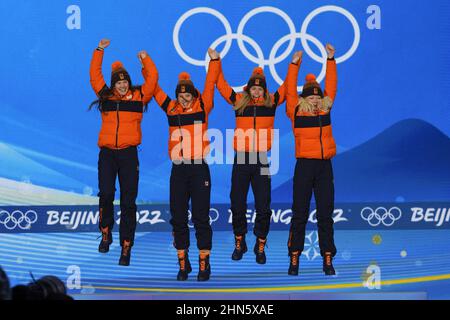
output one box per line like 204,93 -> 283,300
139,59 -> 172,112
324,44 -> 337,101
138,51 -> 159,104
286,51 -> 302,120
201,48 -> 221,114
89,39 -> 110,95
272,73 -> 287,107
216,60 -> 242,106
152,83 -> 173,113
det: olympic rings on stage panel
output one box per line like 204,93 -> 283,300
360,207 -> 402,227
187,208 -> 220,228
0,209 -> 38,230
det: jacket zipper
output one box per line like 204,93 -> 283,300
115,101 -> 120,148
318,114 -> 324,159
253,105 -> 256,152
177,113 -> 184,158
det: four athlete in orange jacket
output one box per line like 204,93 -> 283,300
88,39 -> 338,278
286,45 -> 338,276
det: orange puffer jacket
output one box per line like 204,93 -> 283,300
153,59 -> 220,161
286,59 -> 337,159
216,63 -> 286,153
89,49 -> 158,149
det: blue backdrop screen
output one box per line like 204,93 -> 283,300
0,0 -> 449,206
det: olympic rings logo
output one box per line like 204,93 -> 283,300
188,208 -> 220,228
0,209 -> 38,230
173,6 -> 360,91
360,207 -> 402,227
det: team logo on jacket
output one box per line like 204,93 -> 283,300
205,180 -> 209,187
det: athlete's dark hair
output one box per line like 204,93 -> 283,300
88,85 -> 148,112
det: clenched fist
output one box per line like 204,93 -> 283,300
208,48 -> 220,60
326,44 -> 335,59
138,50 -> 148,60
98,39 -> 110,49
291,51 -> 303,64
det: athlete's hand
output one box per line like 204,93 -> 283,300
326,44 -> 335,59
292,51 -> 303,64
208,48 -> 220,60
137,50 -> 148,68
98,39 -> 110,49
138,50 -> 148,60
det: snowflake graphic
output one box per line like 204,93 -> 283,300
302,231 -> 321,261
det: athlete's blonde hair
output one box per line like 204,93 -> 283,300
296,95 -> 333,114
233,91 -> 273,115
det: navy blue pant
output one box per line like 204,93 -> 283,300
289,158 -> 337,256
170,161 -> 212,250
230,152 -> 272,239
98,146 -> 139,246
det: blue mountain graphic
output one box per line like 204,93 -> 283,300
271,119 -> 450,202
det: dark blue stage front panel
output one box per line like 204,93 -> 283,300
1,203 -> 450,233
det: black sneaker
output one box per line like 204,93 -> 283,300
323,252 -> 336,275
177,250 -> 192,281
288,251 -> 300,276
197,251 -> 211,281
253,238 -> 267,264
231,235 -> 247,261
118,240 -> 132,266
98,227 -> 112,253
